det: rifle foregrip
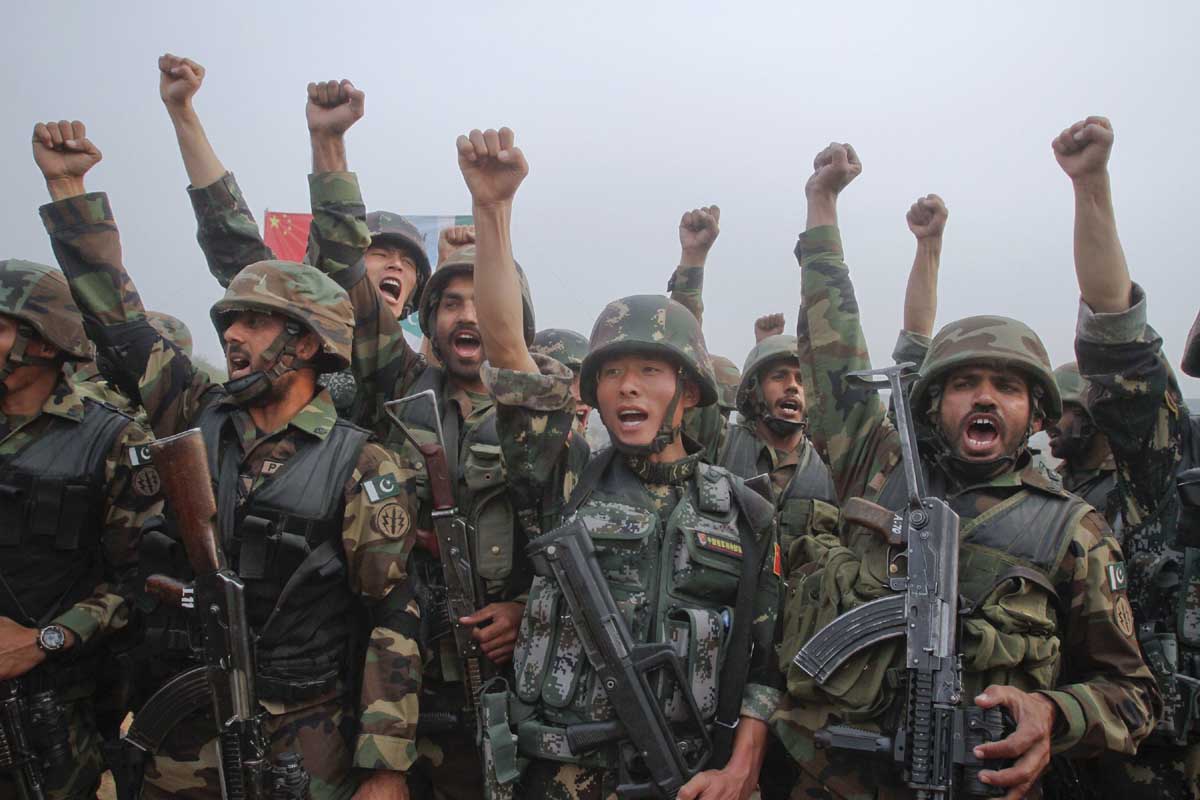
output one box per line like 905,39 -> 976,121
565,720 -> 625,754
147,429 -> 223,573
419,444 -> 456,512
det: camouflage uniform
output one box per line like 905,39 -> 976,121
0,260 -> 161,800
1071,285 -> 1200,798
773,226 -> 1159,799
530,328 -> 588,373
71,310 -> 195,413
39,193 -> 422,800
483,294 -> 784,799
1051,362 -> 1119,521
710,355 -> 741,417
188,169 -> 540,799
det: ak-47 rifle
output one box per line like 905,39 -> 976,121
792,364 -> 1009,799
0,678 -> 71,800
122,429 -> 310,800
384,390 -> 492,723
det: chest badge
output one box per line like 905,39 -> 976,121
696,531 -> 743,559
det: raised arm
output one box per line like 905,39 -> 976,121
902,194 -> 947,338
159,54 -> 275,286
754,313 -> 786,343
668,205 -> 720,325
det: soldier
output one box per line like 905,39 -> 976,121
530,328 -> 592,431
0,259 -> 161,799
33,119 -> 420,800
459,125 -> 781,800
772,141 -> 1159,799
157,54 -> 432,414
1046,363 -> 1118,520
1058,115 -> 1200,798
709,354 -> 741,422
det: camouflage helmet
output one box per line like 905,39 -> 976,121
531,328 -> 589,371
146,311 -> 193,358
1053,362 -> 1092,411
710,355 -> 741,411
1184,310 -> 1200,379
736,334 -> 798,418
0,259 -> 92,360
210,260 -> 353,373
910,315 -> 1061,423
580,295 -> 717,409
366,211 -> 432,318
417,245 -> 535,345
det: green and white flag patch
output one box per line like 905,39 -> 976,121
1107,562 -> 1128,593
362,474 -> 402,503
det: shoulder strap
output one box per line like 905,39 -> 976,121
563,446 -> 617,518
718,424 -> 761,480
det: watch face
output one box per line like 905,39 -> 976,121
39,625 -> 66,651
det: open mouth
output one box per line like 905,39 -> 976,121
379,277 -> 404,304
962,413 -> 1002,455
227,350 -> 252,379
775,397 -> 803,418
450,329 -> 482,361
616,407 -> 649,433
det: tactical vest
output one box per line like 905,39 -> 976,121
511,452 -> 769,766
718,423 -> 836,550
1063,467 -> 1118,522
0,400 -> 132,629
149,403 -> 368,701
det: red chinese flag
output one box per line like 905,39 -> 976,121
263,211 -> 313,263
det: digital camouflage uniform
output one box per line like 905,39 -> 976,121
531,328 -> 589,434
1071,285 -> 1200,798
0,260 -> 161,800
187,169 -> 539,799
772,226 -> 1159,799
482,294 -> 784,799
39,193 -> 422,800
1052,362 -> 1119,522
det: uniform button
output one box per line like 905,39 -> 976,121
490,545 -> 502,555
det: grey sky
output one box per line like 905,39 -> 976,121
3,1 -> 1198,395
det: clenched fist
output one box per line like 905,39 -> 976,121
679,206 -> 721,262
1052,116 -> 1113,182
806,142 -> 862,199
906,194 -> 948,240
755,313 -> 786,342
438,225 -> 476,266
457,127 -> 528,208
159,53 -> 205,111
307,79 -> 365,139
32,120 -> 101,198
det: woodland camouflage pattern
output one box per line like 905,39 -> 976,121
418,244 -> 536,345
1054,361 -> 1091,409
775,225 -> 1159,798
709,354 -> 741,411
38,191 -> 423,794
737,334 -> 800,419
0,258 -> 93,359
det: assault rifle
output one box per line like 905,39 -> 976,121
0,678 -> 69,800
527,519 -> 710,799
123,429 -> 310,800
792,364 -> 1008,799
384,390 -> 491,722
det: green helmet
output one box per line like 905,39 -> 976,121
1053,362 -> 1092,411
736,334 -> 798,419
710,355 -> 741,411
210,260 -> 353,373
366,211 -> 431,318
531,328 -> 589,371
417,246 -> 535,345
146,311 -> 193,358
580,295 -> 717,409
1184,311 -> 1200,379
910,315 -> 1061,423
0,259 -> 92,361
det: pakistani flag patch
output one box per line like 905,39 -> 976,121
362,474 -> 402,503
128,445 -> 153,466
1107,562 -> 1129,593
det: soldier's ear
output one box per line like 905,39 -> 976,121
679,377 -> 701,411
26,336 -> 61,361
294,331 -> 321,363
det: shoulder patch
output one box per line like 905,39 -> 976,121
129,444 -> 153,466
1107,562 -> 1129,593
1114,594 -> 1135,638
362,474 -> 403,503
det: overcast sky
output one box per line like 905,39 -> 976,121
3,1 -> 1198,396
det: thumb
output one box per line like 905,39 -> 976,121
974,685 -> 1008,709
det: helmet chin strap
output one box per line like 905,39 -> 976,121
925,389 -> 1040,485
0,324 -> 60,399
609,367 -> 685,457
222,321 -> 311,407
753,381 -> 807,437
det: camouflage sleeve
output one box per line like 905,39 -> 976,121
742,529 -> 785,722
795,226 -> 901,502
342,442 -> 422,772
667,264 -> 705,325
187,172 -> 275,287
892,329 -> 931,370
308,172 -> 421,429
1040,511 -> 1160,757
40,193 -> 222,436
53,417 -> 162,646
1075,284 -> 1184,527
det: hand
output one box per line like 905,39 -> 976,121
1052,116 -> 1113,183
32,120 -> 102,199
754,313 -> 785,342
351,769 -> 410,800
805,142 -> 862,199
906,194 -> 948,240
972,685 -> 1058,800
159,53 -> 205,112
0,618 -> 47,680
306,79 -> 365,139
438,225 -> 476,266
679,205 -> 721,264
460,601 -> 525,665
678,763 -> 755,800
456,127 -> 528,209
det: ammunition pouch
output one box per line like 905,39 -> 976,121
1140,625 -> 1200,746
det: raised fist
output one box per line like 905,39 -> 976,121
159,53 -> 205,111
1052,116 -> 1113,182
906,194 -> 948,240
306,79 -> 365,138
805,142 -> 862,198
678,206 -> 721,257
457,127 -> 528,208
438,225 -> 475,266
755,313 -> 786,342
32,120 -> 102,184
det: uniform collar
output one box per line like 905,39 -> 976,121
218,386 -> 339,442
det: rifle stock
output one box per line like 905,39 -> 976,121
147,429 -> 222,575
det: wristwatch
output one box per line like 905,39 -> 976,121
36,624 -> 69,656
